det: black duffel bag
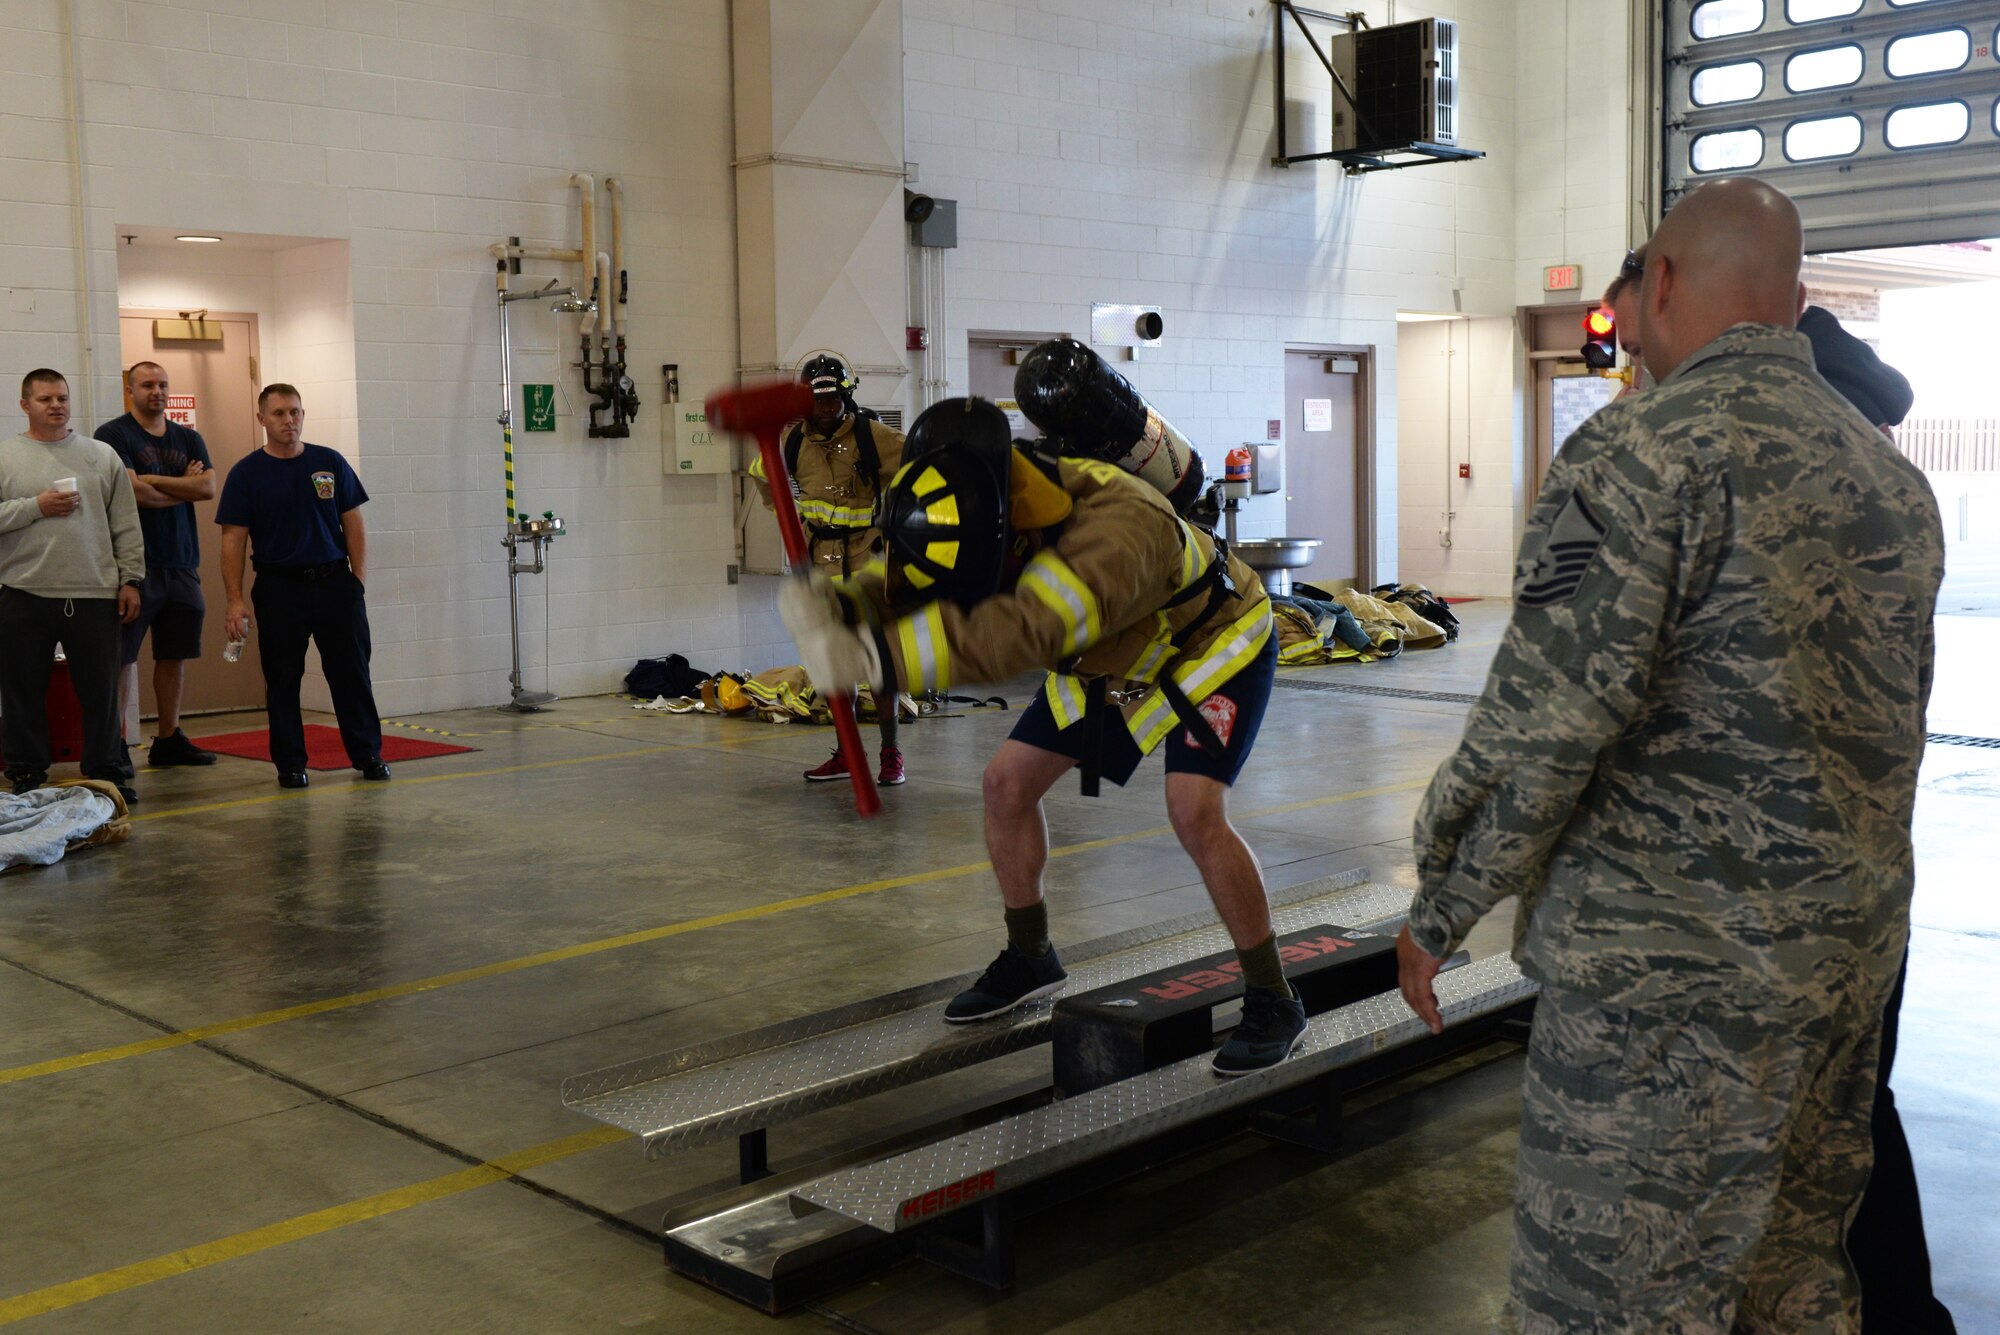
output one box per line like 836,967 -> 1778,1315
625,653 -> 710,700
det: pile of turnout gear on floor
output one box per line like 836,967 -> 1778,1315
623,652 -> 927,726
1271,583 -> 1460,666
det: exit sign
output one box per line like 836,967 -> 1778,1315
1544,264 -> 1581,292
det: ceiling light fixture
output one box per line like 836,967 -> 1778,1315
1395,311 -> 1463,323
175,234 -> 222,243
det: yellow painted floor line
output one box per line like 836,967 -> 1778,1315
2,777 -> 1428,1088
0,1126 -> 630,1325
129,744 -> 684,822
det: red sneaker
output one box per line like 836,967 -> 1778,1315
878,746 -> 906,786
804,749 -> 850,782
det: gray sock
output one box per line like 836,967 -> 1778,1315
1237,934 -> 1295,998
1004,902 -> 1051,957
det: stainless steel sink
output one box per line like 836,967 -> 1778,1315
1232,537 -> 1321,595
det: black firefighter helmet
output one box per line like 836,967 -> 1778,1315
799,353 -> 856,399
880,397 -> 1014,609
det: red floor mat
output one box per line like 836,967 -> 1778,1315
189,725 -> 475,770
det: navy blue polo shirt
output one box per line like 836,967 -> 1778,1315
95,413 -> 212,571
214,443 -> 368,568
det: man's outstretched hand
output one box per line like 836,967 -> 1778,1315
1396,924 -> 1447,1035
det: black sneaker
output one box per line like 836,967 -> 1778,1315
8,772 -> 47,795
278,770 -> 310,789
944,943 -> 1067,1023
1212,986 -> 1308,1076
148,729 -> 218,767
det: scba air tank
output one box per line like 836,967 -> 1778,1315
1013,338 -> 1208,515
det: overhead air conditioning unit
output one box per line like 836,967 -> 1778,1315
1328,17 -> 1458,154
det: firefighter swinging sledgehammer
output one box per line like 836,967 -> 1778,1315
779,398 -> 1306,1075
749,354 -> 909,786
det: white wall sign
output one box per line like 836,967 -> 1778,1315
166,394 -> 196,428
1301,397 -> 1332,432
996,398 -> 1030,435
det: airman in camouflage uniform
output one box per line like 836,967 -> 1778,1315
1398,179 -> 1944,1334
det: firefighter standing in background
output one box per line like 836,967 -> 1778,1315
749,354 -> 908,786
780,398 -> 1307,1075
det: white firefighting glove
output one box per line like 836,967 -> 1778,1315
778,572 -> 881,696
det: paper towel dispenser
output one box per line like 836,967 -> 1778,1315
1253,442 -> 1283,495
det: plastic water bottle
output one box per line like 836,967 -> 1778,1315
224,629 -> 246,663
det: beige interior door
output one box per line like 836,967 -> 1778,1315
117,310 -> 265,716
1283,349 -> 1367,590
966,331 -> 1066,435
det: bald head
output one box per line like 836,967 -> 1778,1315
1637,178 -> 1803,383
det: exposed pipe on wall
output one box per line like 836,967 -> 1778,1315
57,0 -> 98,424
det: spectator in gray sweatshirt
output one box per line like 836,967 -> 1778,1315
0,369 -> 145,801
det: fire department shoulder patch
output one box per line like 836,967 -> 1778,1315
1190,693 -> 1238,749
311,470 -> 336,501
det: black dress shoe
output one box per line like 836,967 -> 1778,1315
278,770 -> 310,789
115,783 -> 139,806
359,761 -> 391,781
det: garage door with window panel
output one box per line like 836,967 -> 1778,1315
1666,0 -> 2000,249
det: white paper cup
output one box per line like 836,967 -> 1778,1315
52,476 -> 77,493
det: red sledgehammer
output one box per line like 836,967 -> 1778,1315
708,380 -> 882,818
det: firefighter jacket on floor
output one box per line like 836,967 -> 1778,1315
748,412 -> 905,574
846,457 -> 1272,757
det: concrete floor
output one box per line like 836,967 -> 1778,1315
1,600 -> 1993,1332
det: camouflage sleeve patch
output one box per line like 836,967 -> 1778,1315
1519,490 -> 1607,608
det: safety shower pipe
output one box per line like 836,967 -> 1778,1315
486,171 -> 594,269
58,0 -> 98,425
606,176 -> 625,343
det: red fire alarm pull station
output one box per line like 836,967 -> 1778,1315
906,327 -> 929,351
1458,462 -> 1471,479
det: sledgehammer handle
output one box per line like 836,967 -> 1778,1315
710,382 -> 881,818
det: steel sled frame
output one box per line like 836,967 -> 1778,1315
562,870 -> 1537,1311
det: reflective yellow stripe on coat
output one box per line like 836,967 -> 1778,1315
1045,671 -> 1088,729
796,497 -> 878,529
892,601 -> 951,691
1126,602 -> 1273,754
1018,550 -> 1102,657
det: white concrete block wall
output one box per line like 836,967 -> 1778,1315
2,0 -> 1644,713
904,0 -> 1527,590
1512,0 -> 1635,309
3,1 -> 750,716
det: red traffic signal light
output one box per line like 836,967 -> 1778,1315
1582,306 -> 1617,369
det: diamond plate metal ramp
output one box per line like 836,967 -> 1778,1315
791,954 -> 1536,1234
563,870 -> 1411,1159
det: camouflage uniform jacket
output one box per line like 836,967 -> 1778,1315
847,458 -> 1272,755
748,413 -> 906,572
1409,324 -> 1943,1034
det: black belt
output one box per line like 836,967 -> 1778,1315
254,559 -> 349,580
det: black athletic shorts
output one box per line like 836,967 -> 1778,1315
121,567 -> 205,664
1006,634 -> 1276,787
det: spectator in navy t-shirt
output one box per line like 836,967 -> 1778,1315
95,360 -> 220,768
214,383 -> 387,789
